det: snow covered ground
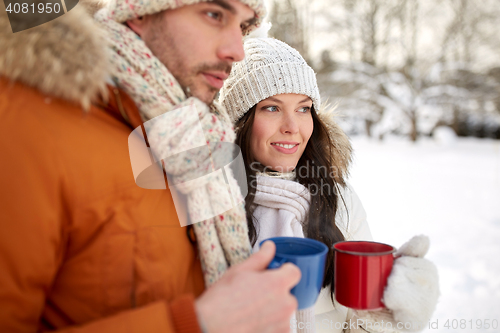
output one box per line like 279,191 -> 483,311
348,136 -> 500,332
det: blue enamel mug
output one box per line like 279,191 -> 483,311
260,237 -> 329,310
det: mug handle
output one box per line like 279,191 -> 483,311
268,257 -> 287,269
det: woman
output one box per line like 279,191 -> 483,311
219,35 -> 439,333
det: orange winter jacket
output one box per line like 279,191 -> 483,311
0,77 -> 205,333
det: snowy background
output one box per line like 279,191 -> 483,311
263,1 -> 500,329
349,135 -> 500,332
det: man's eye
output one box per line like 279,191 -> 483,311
206,11 -> 222,21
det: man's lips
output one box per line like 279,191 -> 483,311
202,71 -> 229,90
271,142 -> 299,154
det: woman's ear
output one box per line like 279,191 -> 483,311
126,17 -> 145,37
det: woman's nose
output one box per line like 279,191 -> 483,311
280,113 -> 299,134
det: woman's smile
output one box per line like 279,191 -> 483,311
270,141 -> 300,154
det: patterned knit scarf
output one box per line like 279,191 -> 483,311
95,8 -> 252,286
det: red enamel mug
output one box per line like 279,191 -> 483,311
333,241 -> 396,310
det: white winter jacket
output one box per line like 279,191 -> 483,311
252,174 -> 373,333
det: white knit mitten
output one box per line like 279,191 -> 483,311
355,235 -> 440,332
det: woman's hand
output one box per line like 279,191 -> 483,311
383,235 -> 440,329
355,235 -> 440,332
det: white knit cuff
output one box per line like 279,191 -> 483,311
294,307 -> 316,333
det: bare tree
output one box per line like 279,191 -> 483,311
268,0 -> 310,63
267,0 -> 500,139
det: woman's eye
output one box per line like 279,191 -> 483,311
264,106 -> 278,112
298,107 -> 311,113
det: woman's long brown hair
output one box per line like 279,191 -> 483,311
234,104 -> 346,302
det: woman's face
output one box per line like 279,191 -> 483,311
250,93 -> 314,172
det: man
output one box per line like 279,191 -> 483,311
0,0 -> 300,331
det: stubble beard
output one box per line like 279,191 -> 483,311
144,16 -> 231,106
180,70 -> 218,105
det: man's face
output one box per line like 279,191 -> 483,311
130,0 -> 255,105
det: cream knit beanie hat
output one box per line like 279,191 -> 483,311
107,0 -> 266,33
219,37 -> 321,123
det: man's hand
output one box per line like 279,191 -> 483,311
195,241 -> 301,333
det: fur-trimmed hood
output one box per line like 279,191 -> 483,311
0,2 -> 109,109
316,103 -> 353,185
